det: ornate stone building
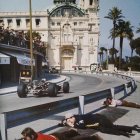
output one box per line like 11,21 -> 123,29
0,0 -> 100,71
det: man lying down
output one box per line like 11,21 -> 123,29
58,112 -> 140,138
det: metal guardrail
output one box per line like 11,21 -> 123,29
0,72 -> 137,140
117,70 -> 140,76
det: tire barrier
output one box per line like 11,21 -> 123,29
0,72 -> 137,140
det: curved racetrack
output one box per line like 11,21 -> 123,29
0,73 -> 128,113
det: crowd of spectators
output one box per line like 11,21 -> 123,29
0,25 -> 46,55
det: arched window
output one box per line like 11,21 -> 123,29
49,5 -> 85,17
62,49 -> 74,56
90,0 -> 93,5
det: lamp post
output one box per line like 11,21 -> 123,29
106,49 -> 109,70
59,22 -> 62,73
29,0 -> 34,81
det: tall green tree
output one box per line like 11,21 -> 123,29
103,48 -> 108,69
109,47 -> 118,61
100,47 -> 106,65
115,20 -> 133,69
103,47 -> 108,61
135,38 -> 140,56
98,51 -> 103,66
105,7 -> 124,62
26,31 -> 41,40
136,23 -> 140,33
136,47 -> 140,56
129,39 -> 136,57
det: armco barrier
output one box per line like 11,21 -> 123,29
0,72 -> 137,140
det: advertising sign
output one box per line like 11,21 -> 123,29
0,53 -> 10,64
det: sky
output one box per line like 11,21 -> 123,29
0,0 -> 140,58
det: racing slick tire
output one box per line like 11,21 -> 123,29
48,83 -> 58,97
63,82 -> 69,93
17,84 -> 28,98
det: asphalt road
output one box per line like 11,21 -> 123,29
2,73 -> 140,140
0,73 -> 128,113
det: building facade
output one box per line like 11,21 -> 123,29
0,0 -> 100,71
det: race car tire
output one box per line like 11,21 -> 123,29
63,82 -> 69,93
17,84 -> 28,98
48,83 -> 58,97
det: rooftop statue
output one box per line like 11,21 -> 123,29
54,0 -> 76,4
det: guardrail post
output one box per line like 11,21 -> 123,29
124,84 -> 128,96
131,80 -> 136,91
110,88 -> 115,99
0,113 -> 7,140
133,79 -> 136,88
78,96 -> 84,115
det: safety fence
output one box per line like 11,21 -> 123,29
0,72 -> 137,140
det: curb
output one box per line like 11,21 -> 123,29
0,91 -> 17,96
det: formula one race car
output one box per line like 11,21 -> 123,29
17,69 -> 70,98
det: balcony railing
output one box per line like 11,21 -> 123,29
61,41 -> 73,46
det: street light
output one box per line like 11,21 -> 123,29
29,0 -> 34,81
106,49 -> 109,70
59,21 -> 62,73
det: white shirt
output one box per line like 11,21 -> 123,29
109,99 -> 122,107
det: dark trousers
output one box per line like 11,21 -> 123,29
113,125 -> 133,133
90,114 -> 134,137
122,100 -> 140,108
97,126 -> 131,137
52,129 -> 102,140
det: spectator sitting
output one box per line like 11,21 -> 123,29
0,27 -> 45,54
114,67 -> 117,72
103,96 -> 140,108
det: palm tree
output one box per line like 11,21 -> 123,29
98,51 -> 103,66
109,47 -> 118,60
136,47 -> 140,56
136,23 -> 140,33
129,37 -> 140,56
105,7 -> 124,62
135,37 -> 140,56
103,47 -> 108,61
100,47 -> 106,64
129,39 -> 136,57
103,48 -> 108,69
115,20 -> 133,69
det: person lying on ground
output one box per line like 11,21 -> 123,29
18,127 -> 103,140
103,96 -> 140,108
58,113 -> 140,137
